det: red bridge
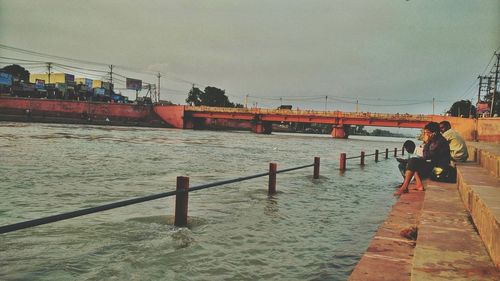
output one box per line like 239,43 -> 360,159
154,105 -> 450,138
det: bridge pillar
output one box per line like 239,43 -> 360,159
252,121 -> 272,134
331,125 -> 349,139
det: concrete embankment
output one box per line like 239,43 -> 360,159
0,97 -> 167,127
350,142 -> 500,280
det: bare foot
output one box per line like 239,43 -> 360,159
415,186 -> 425,191
394,188 -> 408,196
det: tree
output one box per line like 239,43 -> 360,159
186,86 -> 203,106
447,100 -> 476,118
1,64 -> 30,83
186,86 -> 243,108
200,86 -> 231,106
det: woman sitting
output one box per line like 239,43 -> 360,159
394,122 -> 451,196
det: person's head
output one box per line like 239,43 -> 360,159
439,121 -> 451,133
423,122 -> 440,142
403,140 -> 416,154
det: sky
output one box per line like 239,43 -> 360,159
0,0 -> 499,115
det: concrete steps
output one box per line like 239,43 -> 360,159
349,191 -> 424,281
411,181 -> 499,280
456,144 -> 500,269
349,142 -> 500,280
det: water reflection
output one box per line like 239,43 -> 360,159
264,197 -> 279,217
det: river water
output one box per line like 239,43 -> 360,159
0,122 -> 413,281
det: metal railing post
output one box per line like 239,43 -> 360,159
268,163 -> 277,195
175,176 -> 189,227
385,148 -> 389,159
313,157 -> 320,179
340,153 -> 346,171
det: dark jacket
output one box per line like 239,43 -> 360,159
423,133 -> 451,168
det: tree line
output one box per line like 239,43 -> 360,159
185,86 -> 243,108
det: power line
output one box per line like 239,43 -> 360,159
0,44 -> 158,77
0,55 -> 47,64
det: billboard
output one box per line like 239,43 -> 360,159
477,102 -> 490,114
34,79 -> 45,90
85,79 -> 93,91
0,72 -> 12,86
126,78 -> 142,90
94,88 -> 106,96
64,73 -> 75,83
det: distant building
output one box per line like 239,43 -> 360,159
29,73 -> 74,84
75,78 -> 93,91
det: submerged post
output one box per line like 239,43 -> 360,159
385,148 -> 389,159
268,163 -> 277,195
313,157 -> 320,179
394,148 -> 397,157
360,151 -> 365,166
175,176 -> 189,227
340,153 -> 346,171
375,150 -> 379,162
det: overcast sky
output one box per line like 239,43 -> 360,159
0,0 -> 498,114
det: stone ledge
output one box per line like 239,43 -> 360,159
467,142 -> 500,179
457,163 -> 500,269
349,191 -> 424,281
411,182 -> 499,280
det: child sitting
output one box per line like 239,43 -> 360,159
397,140 -> 417,178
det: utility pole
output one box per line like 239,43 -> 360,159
491,52 -> 499,116
280,97 -> 283,106
356,99 -> 359,112
109,65 -> 113,84
477,75 -> 493,106
157,72 -> 161,103
244,94 -> 249,108
47,62 -> 52,84
325,96 -> 328,112
432,97 -> 435,115
477,76 -> 483,105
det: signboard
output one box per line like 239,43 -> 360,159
35,79 -> 45,90
85,79 -> 93,91
101,81 -> 112,91
0,72 -> 12,86
65,73 -> 75,83
56,83 -> 67,92
94,88 -> 106,96
22,83 -> 36,91
126,78 -> 142,90
476,102 -> 490,114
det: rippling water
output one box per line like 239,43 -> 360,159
0,122 -> 412,280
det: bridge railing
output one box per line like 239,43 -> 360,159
1,147 -> 400,234
185,106 -> 432,121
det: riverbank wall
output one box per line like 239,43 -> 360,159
2,98 -> 499,142
0,97 -> 166,127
